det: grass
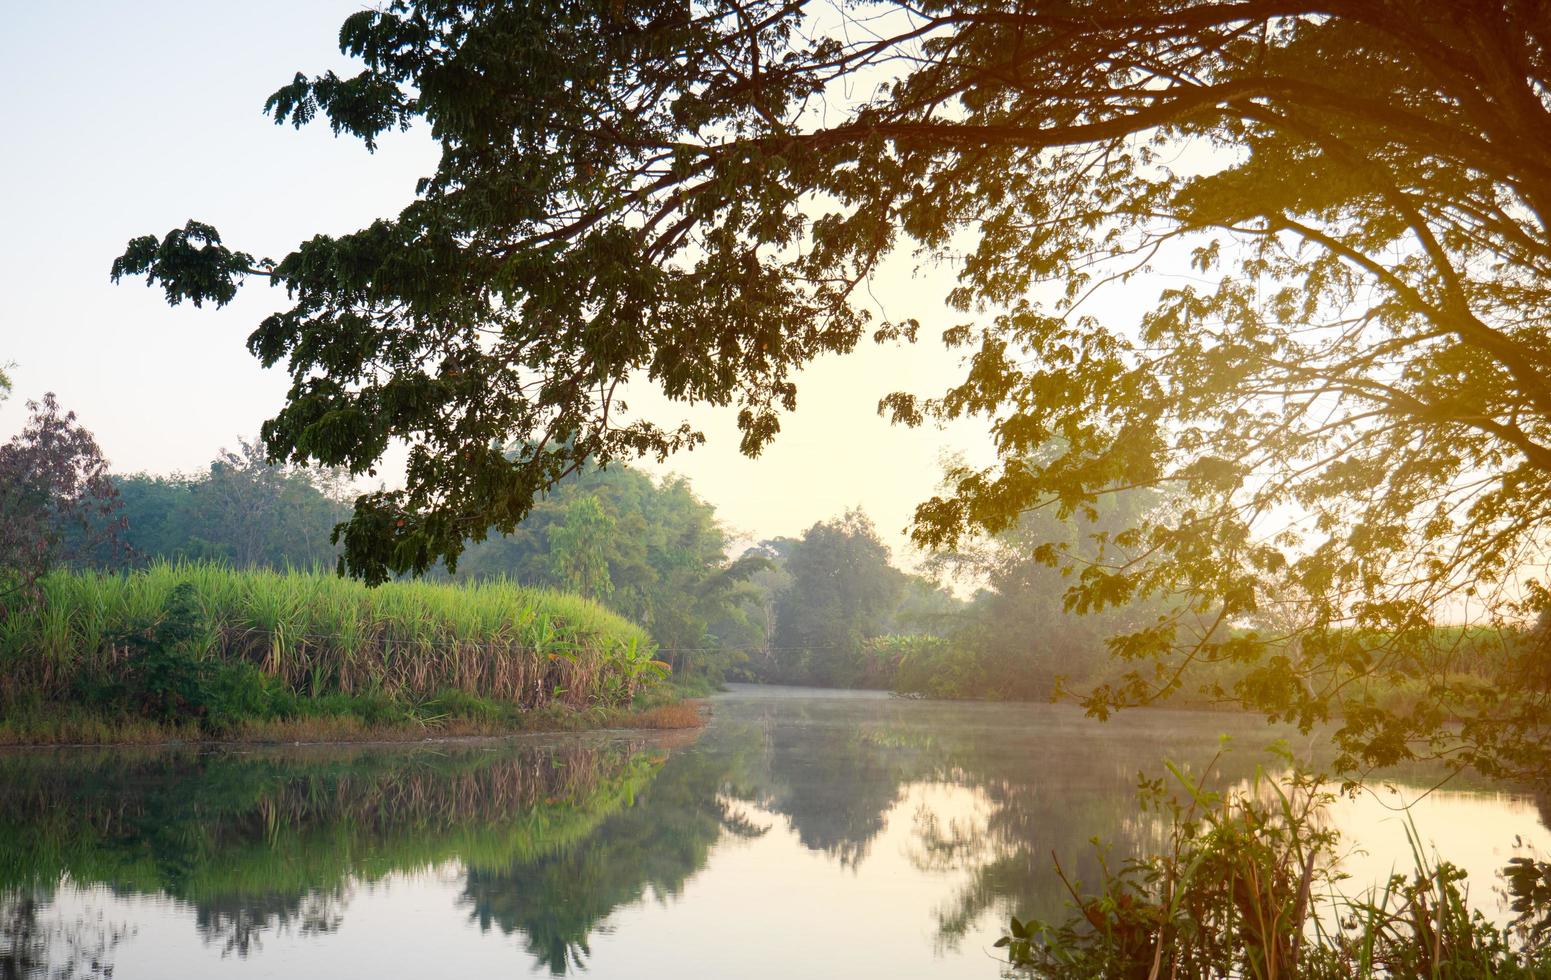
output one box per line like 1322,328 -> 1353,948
0,697 -> 707,747
998,762 -> 1551,978
627,700 -> 710,730
0,561 -> 692,744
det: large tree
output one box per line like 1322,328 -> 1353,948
115,1 -> 1551,776
773,510 -> 906,686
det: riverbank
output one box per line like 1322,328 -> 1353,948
0,562 -> 687,746
0,694 -> 709,748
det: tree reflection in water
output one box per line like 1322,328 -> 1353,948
712,694 -> 1289,941
0,737 -> 666,974
0,692 -> 1541,976
0,892 -> 129,980
195,889 -> 346,959
461,736 -> 766,974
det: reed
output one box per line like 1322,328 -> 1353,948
0,561 -> 666,718
998,762 -> 1551,979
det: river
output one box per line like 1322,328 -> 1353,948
1,685 -> 1545,977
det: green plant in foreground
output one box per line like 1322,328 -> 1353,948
1000,759 -> 1551,979
110,583 -> 284,734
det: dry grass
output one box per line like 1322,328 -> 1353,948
625,700 -> 709,730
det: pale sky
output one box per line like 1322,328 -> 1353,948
0,2 -> 1018,568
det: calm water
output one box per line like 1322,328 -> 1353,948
2,686 -> 1546,978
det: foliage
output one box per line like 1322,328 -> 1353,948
113,583 -> 277,733
885,574 -> 967,637
721,537 -> 797,665
107,439 -> 350,570
0,561 -> 664,724
762,510 -> 907,686
875,634 -> 980,699
447,463 -> 763,677
93,452 -> 750,685
112,0 -> 1551,778
0,394 -> 122,612
999,764 -> 1551,979
906,474 -> 1162,700
546,495 -> 615,600
60,438 -> 351,573
722,516 -> 965,688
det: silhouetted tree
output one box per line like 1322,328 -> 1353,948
113,1 -> 1551,774
0,394 -> 122,612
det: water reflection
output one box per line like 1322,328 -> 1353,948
0,893 -> 129,979
0,736 -> 668,976
460,733 -> 763,974
0,688 -> 1545,978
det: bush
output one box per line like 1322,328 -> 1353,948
111,583 -> 290,734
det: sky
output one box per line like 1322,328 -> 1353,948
0,1 -> 1000,568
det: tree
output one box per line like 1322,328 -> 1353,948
95,440 -> 352,571
0,394 -> 122,611
924,476 -> 1161,700
772,510 -> 905,685
725,538 -> 797,672
450,463 -> 763,672
114,2 -> 1551,775
547,495 -> 616,600
181,440 -> 352,568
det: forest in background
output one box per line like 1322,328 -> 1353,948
71,435 -> 1140,701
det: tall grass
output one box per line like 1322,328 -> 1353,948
997,761 -> 1551,978
0,561 -> 666,713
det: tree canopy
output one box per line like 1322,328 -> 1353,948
104,440 -> 353,570
445,463 -> 765,670
769,509 -> 906,685
0,394 -> 122,611
915,472 -> 1161,700
113,1 -> 1551,776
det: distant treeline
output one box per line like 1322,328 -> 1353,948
79,440 -> 1149,700
726,499 -> 1154,699
81,439 -> 351,571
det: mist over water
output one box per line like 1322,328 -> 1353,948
3,688 -> 1545,979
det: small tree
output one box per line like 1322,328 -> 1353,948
0,394 -> 122,612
